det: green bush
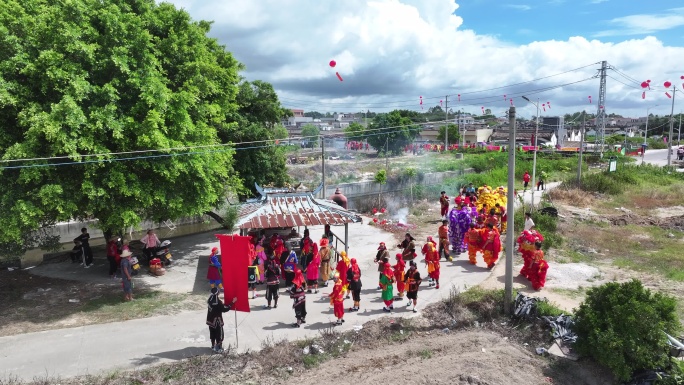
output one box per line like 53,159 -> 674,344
513,209 -> 562,252
574,280 -> 680,381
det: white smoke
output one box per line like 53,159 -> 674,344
392,207 -> 409,225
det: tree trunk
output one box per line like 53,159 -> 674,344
205,211 -> 227,228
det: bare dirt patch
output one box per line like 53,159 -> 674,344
0,269 -> 204,337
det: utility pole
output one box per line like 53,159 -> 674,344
577,111 -> 585,187
321,135 -> 326,199
445,95 -> 449,150
504,106 -> 516,315
596,61 -> 608,158
678,113 -> 682,144
667,88 -> 677,167
385,135 -> 389,172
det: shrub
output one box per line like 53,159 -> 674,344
574,280 -> 680,381
513,209 -> 562,252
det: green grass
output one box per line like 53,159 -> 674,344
536,300 -> 567,317
418,349 -> 433,359
80,291 -> 197,321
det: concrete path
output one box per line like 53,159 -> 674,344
2,220 -> 494,382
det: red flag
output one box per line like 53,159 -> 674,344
217,234 -> 251,312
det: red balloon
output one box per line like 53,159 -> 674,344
641,81 -> 649,88
329,60 -> 336,68
647,79 -> 651,83
681,76 -> 684,80
664,81 -> 672,88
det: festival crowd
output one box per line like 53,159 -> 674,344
204,184 -> 549,352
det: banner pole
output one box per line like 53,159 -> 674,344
235,310 -> 239,349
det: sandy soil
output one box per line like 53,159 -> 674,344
283,329 -> 611,385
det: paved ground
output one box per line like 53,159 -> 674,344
1,184 -> 555,382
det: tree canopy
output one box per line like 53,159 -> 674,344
437,124 -> 461,143
366,110 -> 420,155
0,0 -> 286,249
300,124 -> 320,148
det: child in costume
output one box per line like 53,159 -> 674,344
306,246 -> 321,294
481,223 -> 501,270
283,250 -> 298,287
374,242 -> 390,289
393,253 -> 406,300
438,221 -> 451,261
248,255 -> 259,299
404,261 -> 422,313
495,203 -> 507,233
528,242 -> 549,290
465,223 -> 483,265
439,191 -> 450,218
264,252 -> 281,309
425,242 -> 441,289
289,268 -> 307,327
318,238 -> 332,286
207,247 -> 223,290
329,274 -> 346,325
335,251 -> 351,299
379,262 -> 396,312
347,258 -> 362,311
256,237 -> 267,283
206,289 -> 237,353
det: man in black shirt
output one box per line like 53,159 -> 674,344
74,227 -> 93,268
206,288 -> 237,353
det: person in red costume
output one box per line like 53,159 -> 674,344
393,253 -> 406,300
329,274 -> 346,325
421,236 -> 437,260
335,251 -> 351,299
480,223 -> 501,270
437,220 -> 451,261
425,242 -> 441,289
527,242 -> 549,290
517,230 -> 544,278
465,223 -> 483,265
439,191 -> 450,218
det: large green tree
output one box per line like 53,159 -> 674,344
221,80 -> 291,198
300,124 -> 320,148
366,110 -> 420,155
0,0 -> 252,248
437,124 -> 461,144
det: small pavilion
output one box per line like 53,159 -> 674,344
235,183 -> 362,256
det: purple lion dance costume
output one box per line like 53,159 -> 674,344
448,206 -> 471,253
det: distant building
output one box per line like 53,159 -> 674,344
542,116 -> 566,146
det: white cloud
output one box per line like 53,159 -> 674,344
505,4 -> 532,11
595,8 -> 684,37
166,0 -> 684,117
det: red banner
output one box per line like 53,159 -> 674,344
217,234 -> 250,313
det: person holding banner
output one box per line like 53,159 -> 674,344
206,288 -> 237,353
289,268 -> 307,327
264,252 -> 281,309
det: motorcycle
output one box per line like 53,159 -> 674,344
151,240 -> 173,266
130,256 -> 141,276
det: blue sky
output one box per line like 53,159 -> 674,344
169,0 -> 684,117
459,1 -> 684,46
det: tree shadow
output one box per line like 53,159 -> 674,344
263,321 -> 296,331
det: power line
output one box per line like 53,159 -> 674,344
278,62 -> 600,107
